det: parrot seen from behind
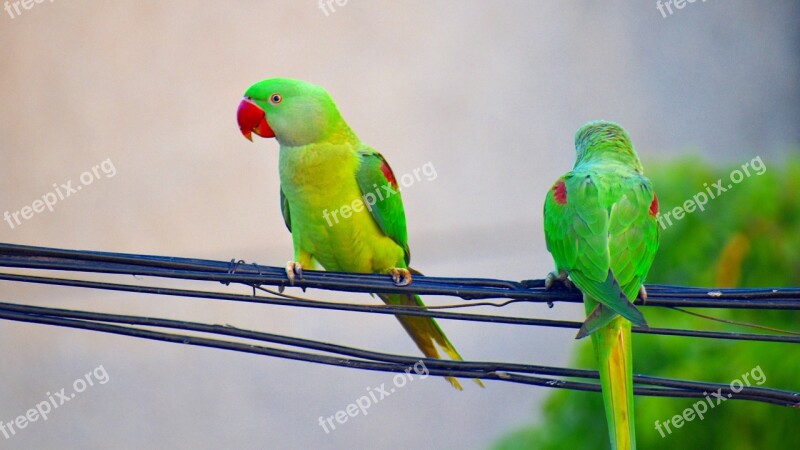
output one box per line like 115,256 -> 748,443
543,121 -> 659,449
236,77 -> 481,390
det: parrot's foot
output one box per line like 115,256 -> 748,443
389,268 -> 412,286
545,270 -> 573,290
638,285 -> 648,303
285,261 -> 303,286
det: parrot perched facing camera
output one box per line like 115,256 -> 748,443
237,77 -> 481,390
543,121 -> 659,449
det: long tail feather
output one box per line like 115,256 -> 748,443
577,303 -> 618,339
378,293 -> 484,390
586,296 -> 636,450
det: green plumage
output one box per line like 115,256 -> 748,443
354,150 -> 410,263
543,121 -> 659,449
241,78 -> 478,389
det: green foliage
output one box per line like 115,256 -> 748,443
494,156 -> 800,450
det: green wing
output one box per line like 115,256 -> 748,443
355,147 -> 410,265
608,176 -> 660,301
543,172 -> 648,327
279,188 -> 291,232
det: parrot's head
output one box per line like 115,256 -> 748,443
573,120 -> 643,172
237,78 -> 348,147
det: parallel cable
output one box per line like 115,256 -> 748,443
0,242 -> 798,407
0,301 -> 796,407
0,243 -> 798,309
0,272 -> 797,344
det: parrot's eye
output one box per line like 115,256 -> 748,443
269,94 -> 282,104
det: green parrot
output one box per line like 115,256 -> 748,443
543,121 -> 659,449
236,78 -> 481,390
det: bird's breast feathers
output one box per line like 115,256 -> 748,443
277,143 -> 403,272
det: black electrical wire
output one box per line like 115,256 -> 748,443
1,272 -> 798,344
0,301 -> 796,407
1,243 -> 798,309
0,242 -> 798,408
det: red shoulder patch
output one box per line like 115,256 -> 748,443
553,180 -> 567,205
649,193 -> 659,217
380,160 -> 398,189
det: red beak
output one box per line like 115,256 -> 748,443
237,98 -> 275,141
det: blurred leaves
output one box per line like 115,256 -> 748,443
494,155 -> 800,450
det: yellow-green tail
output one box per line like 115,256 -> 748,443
378,293 -> 485,390
586,297 -> 636,450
